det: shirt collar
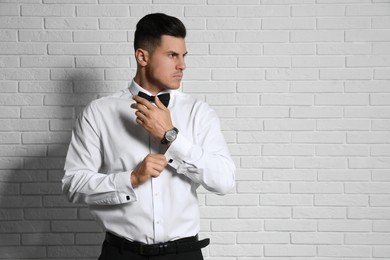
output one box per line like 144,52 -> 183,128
128,79 -> 174,97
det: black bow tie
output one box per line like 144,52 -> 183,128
138,91 -> 170,107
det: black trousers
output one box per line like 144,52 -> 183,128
98,241 -> 204,260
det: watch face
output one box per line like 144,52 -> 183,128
166,129 -> 177,142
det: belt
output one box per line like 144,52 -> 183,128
105,232 -> 210,256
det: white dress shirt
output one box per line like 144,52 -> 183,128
62,80 -> 235,244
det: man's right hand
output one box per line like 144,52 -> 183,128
131,154 -> 167,187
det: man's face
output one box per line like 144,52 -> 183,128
145,35 -> 187,93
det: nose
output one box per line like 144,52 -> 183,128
177,56 -> 186,71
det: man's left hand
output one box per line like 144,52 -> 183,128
131,95 -> 173,141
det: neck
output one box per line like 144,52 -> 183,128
134,73 -> 162,96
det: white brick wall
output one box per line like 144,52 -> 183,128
0,1 -> 389,259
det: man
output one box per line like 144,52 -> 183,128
62,13 -> 235,260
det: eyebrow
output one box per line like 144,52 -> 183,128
167,51 -> 188,56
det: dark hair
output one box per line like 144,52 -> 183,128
134,13 -> 186,53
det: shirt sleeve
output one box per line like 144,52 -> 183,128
164,104 -> 235,195
62,103 -> 137,205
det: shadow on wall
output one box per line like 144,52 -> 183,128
0,70 -> 110,259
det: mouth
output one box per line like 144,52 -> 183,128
173,73 -> 183,80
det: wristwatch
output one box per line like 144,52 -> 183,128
161,127 -> 179,145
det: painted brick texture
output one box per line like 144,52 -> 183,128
0,1 -> 389,259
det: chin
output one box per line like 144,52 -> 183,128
168,82 -> 181,90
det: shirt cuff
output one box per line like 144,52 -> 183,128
113,171 -> 137,203
165,132 -> 193,169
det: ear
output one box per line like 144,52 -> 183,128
135,48 -> 149,67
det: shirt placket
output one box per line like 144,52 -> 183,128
150,138 -> 165,243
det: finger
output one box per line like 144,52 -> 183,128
130,103 -> 139,110
135,110 -> 147,121
149,153 -> 168,162
154,96 -> 166,110
143,160 -> 165,176
156,160 -> 168,170
150,170 -> 161,178
146,154 -> 167,165
148,153 -> 166,159
133,96 -> 154,110
135,117 -> 144,126
131,102 -> 150,115
146,154 -> 168,168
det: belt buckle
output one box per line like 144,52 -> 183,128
139,243 -> 168,256
158,243 -> 168,255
